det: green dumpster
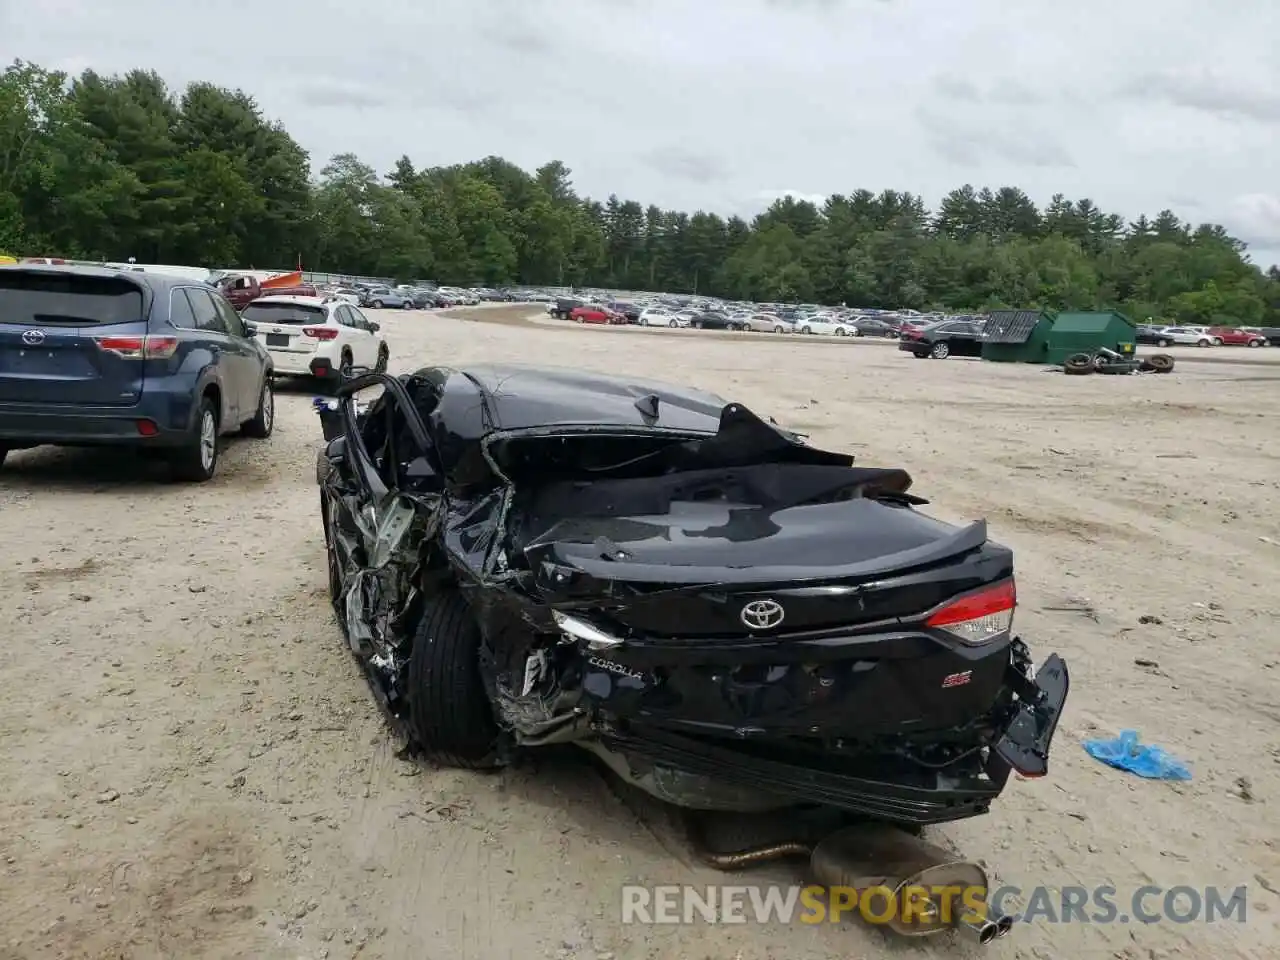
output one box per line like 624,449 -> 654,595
981,310 -> 1055,363
1045,312 -> 1137,365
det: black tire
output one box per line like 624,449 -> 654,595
402,300 -> 413,310
1197,339 -> 1210,347
1063,353 -> 1095,375
375,345 -> 389,373
912,351 -> 929,359
170,395 -> 219,482
372,300 -> 384,309
407,591 -> 501,768
800,326 -> 812,335
241,376 -> 274,439
1157,339 -> 1170,347
1248,339 -> 1262,348
1144,353 -> 1176,373
852,328 -> 862,337
320,492 -> 346,627
668,319 -> 678,328
930,341 -> 950,359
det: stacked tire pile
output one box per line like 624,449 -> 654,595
1063,353 -> 1175,375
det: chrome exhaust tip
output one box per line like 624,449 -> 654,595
955,912 -> 1000,945
992,908 -> 1015,938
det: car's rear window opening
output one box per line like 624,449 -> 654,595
242,302 -> 326,325
0,272 -> 145,326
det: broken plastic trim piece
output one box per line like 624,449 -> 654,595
553,611 -> 625,651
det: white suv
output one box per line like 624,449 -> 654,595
242,296 -> 389,381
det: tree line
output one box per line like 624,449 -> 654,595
3,60 -> 1278,324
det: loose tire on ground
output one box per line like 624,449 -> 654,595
1140,354 -> 1176,373
1063,353 -> 1095,375
407,590 -> 502,769
170,395 -> 219,481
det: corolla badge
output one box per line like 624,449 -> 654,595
21,329 -> 45,345
740,599 -> 785,630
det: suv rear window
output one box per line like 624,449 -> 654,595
0,271 -> 144,326
242,302 -> 325,325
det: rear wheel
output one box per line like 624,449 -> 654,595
372,300 -> 384,309
668,319 -> 678,328
407,590 -> 501,768
835,327 -> 847,336
1248,339 -> 1262,348
773,325 -> 784,334
800,326 -> 812,335
1197,339 -> 1211,347
1156,339 -> 1170,347
402,300 -> 413,310
170,396 -> 219,482
930,341 -> 950,359
241,377 -> 274,439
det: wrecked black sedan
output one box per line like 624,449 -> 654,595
317,364 -> 1068,826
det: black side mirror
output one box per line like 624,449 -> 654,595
243,322 -> 257,336
368,322 -> 380,332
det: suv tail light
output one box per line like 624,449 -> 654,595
94,335 -> 180,359
303,326 -> 339,340
925,579 -> 1016,645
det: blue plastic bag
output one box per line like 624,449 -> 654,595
1082,730 -> 1192,781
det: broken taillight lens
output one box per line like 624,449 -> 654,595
925,579 -> 1016,645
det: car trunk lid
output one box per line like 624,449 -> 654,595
0,270 -> 149,406
527,499 -> 997,636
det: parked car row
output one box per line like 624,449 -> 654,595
1135,324 -> 1278,347
548,294 -> 953,336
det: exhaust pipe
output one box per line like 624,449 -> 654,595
955,911 -> 1000,944
992,907 -> 1015,938
808,825 -> 1013,943
955,903 -> 1014,943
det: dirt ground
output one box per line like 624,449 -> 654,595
2,304 -> 1278,960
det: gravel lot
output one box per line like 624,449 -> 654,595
2,305 -> 1277,960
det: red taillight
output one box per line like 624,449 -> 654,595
94,335 -> 179,359
303,326 -> 339,340
135,419 -> 159,437
925,579 -> 1016,645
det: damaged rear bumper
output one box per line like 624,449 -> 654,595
588,651 -> 1069,826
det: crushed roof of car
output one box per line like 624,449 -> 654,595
408,363 -> 731,435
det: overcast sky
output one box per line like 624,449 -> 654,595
4,0 -> 1278,266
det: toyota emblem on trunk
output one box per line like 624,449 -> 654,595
21,329 -> 45,345
741,599 -> 784,630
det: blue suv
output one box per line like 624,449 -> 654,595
0,264 -> 275,481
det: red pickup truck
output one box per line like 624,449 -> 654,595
217,272 -> 317,311
1208,326 -> 1268,347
